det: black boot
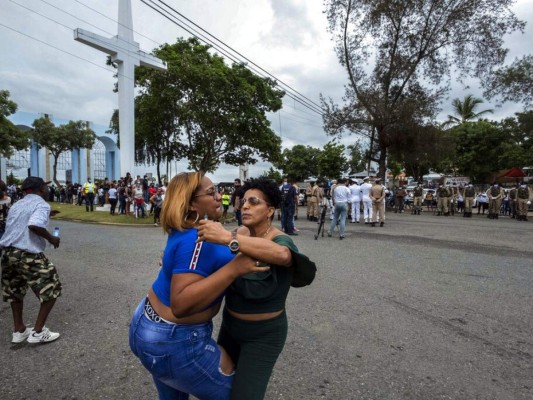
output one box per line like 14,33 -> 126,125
371,222 -> 376,227
380,222 -> 384,227
437,211 -> 441,216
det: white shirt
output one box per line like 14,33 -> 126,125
360,182 -> 372,199
108,188 -> 117,199
333,184 -> 351,203
349,184 -> 361,201
0,194 -> 50,253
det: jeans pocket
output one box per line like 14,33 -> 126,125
140,352 -> 172,380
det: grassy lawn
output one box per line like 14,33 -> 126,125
49,203 -> 154,225
49,202 -> 237,225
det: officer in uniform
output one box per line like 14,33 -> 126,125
349,179 -> 361,223
436,184 -> 449,216
412,182 -> 423,215
449,183 -> 459,216
486,182 -> 503,219
462,183 -> 476,217
360,177 -> 373,224
305,182 -> 313,220
394,186 -> 407,213
308,181 -> 319,221
370,178 -> 386,227
509,185 -> 517,219
516,183 -> 529,221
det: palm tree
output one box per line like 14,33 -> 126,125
446,94 -> 493,126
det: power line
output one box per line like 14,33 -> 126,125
153,0 -> 325,114
0,22 -> 134,84
141,0 -> 325,116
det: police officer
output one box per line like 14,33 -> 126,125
486,182 -> 503,219
449,183 -> 459,216
509,185 -> 518,219
412,182 -> 423,215
516,183 -> 529,221
305,182 -> 313,220
462,183 -> 476,217
360,177 -> 373,224
370,178 -> 386,227
436,184 -> 449,216
308,181 -> 319,221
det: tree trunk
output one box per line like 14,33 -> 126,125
53,154 -> 59,187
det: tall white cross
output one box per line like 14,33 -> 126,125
74,0 -> 166,178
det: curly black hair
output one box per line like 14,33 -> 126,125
242,178 -> 282,209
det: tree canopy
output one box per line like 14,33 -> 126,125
446,95 -> 493,126
109,38 -> 285,179
32,117 -> 95,186
322,0 -> 524,180
483,54 -> 533,109
0,90 -> 30,158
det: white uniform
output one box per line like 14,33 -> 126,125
360,182 -> 373,223
349,183 -> 361,222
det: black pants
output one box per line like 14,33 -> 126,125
218,308 -> 288,400
86,193 -> 95,211
109,198 -> 117,214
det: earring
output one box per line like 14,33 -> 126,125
186,210 -> 200,224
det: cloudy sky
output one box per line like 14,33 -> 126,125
1,0 -> 531,182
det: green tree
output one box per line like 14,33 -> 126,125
346,142 -> 366,175
450,121 -> 506,183
483,54 -> 533,109
497,111 -> 533,168
446,95 -> 493,126
322,0 -> 524,180
317,141 -> 348,179
0,90 -> 30,158
32,117 -> 96,186
274,144 -> 321,181
118,38 -> 285,174
389,124 -> 454,182
259,167 -> 283,183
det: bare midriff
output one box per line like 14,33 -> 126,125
226,307 -> 284,321
147,288 -> 221,325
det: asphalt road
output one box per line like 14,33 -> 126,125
1,209 -> 532,400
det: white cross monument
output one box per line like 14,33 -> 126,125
74,0 -> 166,178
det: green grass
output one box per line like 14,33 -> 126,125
49,202 -> 237,226
49,203 -> 154,225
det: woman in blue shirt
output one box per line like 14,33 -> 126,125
129,171 -> 269,400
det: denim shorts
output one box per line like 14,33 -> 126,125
129,299 -> 233,400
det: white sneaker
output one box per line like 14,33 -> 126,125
12,327 -> 32,343
27,327 -> 60,343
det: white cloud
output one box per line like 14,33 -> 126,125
1,0 -> 531,182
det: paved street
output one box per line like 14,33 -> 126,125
1,210 -> 532,400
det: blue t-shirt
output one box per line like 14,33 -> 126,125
152,228 -> 235,307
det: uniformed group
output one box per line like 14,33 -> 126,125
305,177 -> 388,228
303,179 -> 531,228
432,182 -> 530,221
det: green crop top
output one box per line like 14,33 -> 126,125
225,235 -> 298,314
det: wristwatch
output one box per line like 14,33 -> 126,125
228,229 -> 240,253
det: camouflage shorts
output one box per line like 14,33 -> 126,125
1,247 -> 62,303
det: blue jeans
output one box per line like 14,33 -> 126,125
129,299 -> 233,400
281,205 -> 295,234
329,202 -> 348,237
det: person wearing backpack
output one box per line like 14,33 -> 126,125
280,178 -> 297,236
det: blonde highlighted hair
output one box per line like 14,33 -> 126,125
161,171 -> 205,234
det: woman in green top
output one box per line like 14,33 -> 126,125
197,178 -> 306,400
